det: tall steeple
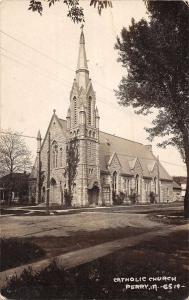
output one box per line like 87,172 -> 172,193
66,26 -> 100,208
76,25 -> 89,89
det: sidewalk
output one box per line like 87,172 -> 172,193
1,202 -> 183,217
0,223 -> 188,289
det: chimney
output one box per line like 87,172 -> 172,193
145,144 -> 152,152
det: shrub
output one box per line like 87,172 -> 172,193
64,190 -> 72,207
129,193 -> 137,204
119,192 -> 125,202
2,261 -> 76,300
0,238 -> 46,271
149,191 -> 156,203
112,192 -> 124,205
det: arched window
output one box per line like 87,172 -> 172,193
60,148 -> 63,167
52,141 -> 58,168
73,96 -> 77,125
113,171 -> 117,194
50,178 -> 56,185
124,178 -> 130,195
55,151 -> 58,168
89,142 -> 92,157
136,174 -> 139,195
127,179 -> 130,195
52,150 -> 55,168
88,96 -> 92,125
154,177 -> 157,194
124,178 -> 127,190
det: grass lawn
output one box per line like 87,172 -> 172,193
149,209 -> 188,225
16,226 -> 153,261
0,208 -> 29,215
2,229 -> 188,300
0,238 -> 46,271
0,226 -> 151,271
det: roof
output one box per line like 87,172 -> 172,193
0,173 -> 30,187
173,181 -> 182,190
57,117 -> 172,181
173,176 -> 187,185
58,118 -> 67,132
99,131 -> 172,181
0,173 -> 29,181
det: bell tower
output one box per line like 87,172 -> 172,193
66,26 -> 100,207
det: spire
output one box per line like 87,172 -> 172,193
76,25 -> 89,89
95,107 -> 99,118
37,130 -> 42,152
37,130 -> 41,141
77,24 -> 88,71
66,107 -> 71,118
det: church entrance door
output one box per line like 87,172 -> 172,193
88,185 -> 99,206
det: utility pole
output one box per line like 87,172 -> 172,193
157,155 -> 161,203
46,131 -> 50,213
36,130 -> 42,204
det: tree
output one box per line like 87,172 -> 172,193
115,1 -> 189,217
28,0 -> 112,22
64,137 -> 79,206
0,130 -> 32,177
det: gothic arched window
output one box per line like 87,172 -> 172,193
88,96 -> 92,125
113,171 -> 117,194
73,96 -> 77,125
154,177 -> 157,194
136,174 -> 139,195
127,179 -> 130,195
60,148 -> 63,167
89,141 -> 92,157
52,141 -> 58,168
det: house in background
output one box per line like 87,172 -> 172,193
173,176 -> 187,200
0,172 -> 30,204
173,181 -> 182,202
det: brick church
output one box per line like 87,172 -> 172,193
30,28 -> 174,206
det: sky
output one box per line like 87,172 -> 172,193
0,0 -> 187,177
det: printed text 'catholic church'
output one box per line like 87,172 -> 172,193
29,28 -> 174,207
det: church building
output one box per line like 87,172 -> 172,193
30,28 -> 174,207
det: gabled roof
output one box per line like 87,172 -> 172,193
58,118 -> 67,132
118,155 -> 132,175
40,114 -> 67,151
147,160 -> 156,173
128,157 -> 137,170
108,152 -> 121,168
99,131 -> 172,181
0,173 -> 30,188
99,131 -> 151,159
0,173 -> 29,181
